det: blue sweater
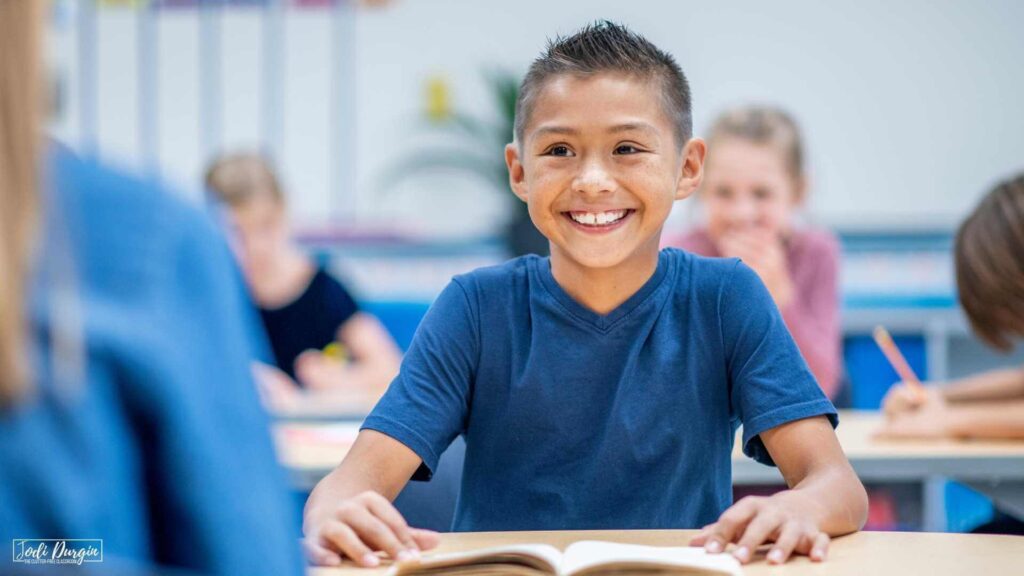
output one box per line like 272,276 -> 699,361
0,150 -> 303,575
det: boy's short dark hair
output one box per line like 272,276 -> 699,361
955,174 -> 1024,350
514,21 -> 692,147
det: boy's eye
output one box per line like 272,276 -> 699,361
614,144 -> 640,155
544,145 -> 574,157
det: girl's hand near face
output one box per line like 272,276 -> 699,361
717,229 -> 795,309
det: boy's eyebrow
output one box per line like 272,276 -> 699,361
531,122 -> 659,139
532,125 -> 579,138
608,122 -> 659,135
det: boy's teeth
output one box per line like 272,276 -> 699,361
570,210 -> 627,226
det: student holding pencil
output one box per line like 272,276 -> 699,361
0,3 -> 302,573
304,22 -> 867,568
880,174 -> 1024,440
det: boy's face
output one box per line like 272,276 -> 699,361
506,73 -> 705,271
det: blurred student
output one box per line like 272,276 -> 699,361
881,174 -> 1024,439
205,153 -> 401,405
0,2 -> 302,574
664,107 -> 841,399
881,174 -> 1024,535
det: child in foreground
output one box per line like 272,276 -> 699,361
206,153 -> 401,407
664,106 -> 842,398
881,174 -> 1024,440
303,22 -> 867,567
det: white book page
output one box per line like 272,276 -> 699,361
388,544 -> 563,575
560,541 -> 742,576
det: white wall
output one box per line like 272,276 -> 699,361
49,0 -> 1024,236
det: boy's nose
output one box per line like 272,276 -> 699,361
572,159 -> 615,196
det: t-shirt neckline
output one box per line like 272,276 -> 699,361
532,250 -> 674,332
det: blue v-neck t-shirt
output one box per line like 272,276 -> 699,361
361,248 -> 837,532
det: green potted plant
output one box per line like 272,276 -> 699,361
382,69 -> 548,257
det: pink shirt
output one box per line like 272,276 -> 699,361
664,228 -> 842,399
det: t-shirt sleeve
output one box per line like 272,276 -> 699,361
721,260 -> 838,466
360,278 -> 478,480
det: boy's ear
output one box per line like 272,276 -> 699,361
675,137 -> 707,201
505,142 -> 528,203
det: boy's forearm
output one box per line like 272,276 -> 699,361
304,431 -> 419,525
940,367 -> 1024,403
788,465 -> 868,535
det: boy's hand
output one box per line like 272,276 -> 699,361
690,492 -> 830,565
303,490 -> 440,567
881,383 -> 944,417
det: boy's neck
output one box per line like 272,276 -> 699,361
549,241 -> 661,316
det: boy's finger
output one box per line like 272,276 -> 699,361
410,528 -> 442,551
766,522 -> 803,565
810,532 -> 830,562
704,498 -> 760,552
688,527 -> 713,547
365,493 -> 419,553
345,506 -> 410,562
302,538 -> 342,567
733,511 -> 781,563
318,520 -> 379,568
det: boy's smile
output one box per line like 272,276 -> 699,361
506,73 -> 705,283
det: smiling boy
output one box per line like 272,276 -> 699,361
303,22 -> 866,567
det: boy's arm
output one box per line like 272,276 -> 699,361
303,430 -> 440,568
691,416 -> 867,565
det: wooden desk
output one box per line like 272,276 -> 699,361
307,529 -> 1024,576
732,411 -> 1024,484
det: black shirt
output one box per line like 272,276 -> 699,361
258,268 -> 359,380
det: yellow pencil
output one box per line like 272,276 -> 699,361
872,326 -> 926,398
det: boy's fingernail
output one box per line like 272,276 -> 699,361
361,553 -> 380,567
733,547 -> 750,562
768,549 -> 784,564
812,548 -> 827,561
397,550 -> 415,562
705,540 -> 722,553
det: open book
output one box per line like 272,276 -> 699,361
387,541 -> 742,576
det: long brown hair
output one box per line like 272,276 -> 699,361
0,0 -> 44,405
955,174 -> 1024,351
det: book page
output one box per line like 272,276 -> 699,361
388,544 -> 563,576
561,541 -> 742,576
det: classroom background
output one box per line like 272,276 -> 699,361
47,0 -> 1024,534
